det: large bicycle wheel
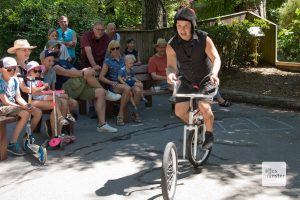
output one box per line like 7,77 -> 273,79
186,125 -> 212,167
161,142 -> 178,200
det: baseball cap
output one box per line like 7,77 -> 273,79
46,40 -> 62,49
40,49 -> 56,60
0,57 -> 18,68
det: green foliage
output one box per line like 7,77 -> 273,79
200,18 -> 269,68
278,8 -> 300,62
0,0 -> 98,60
278,0 -> 300,28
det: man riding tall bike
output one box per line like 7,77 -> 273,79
166,7 -> 221,150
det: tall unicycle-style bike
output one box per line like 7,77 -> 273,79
161,75 -> 218,200
18,75 -> 47,164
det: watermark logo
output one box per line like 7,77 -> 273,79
262,162 -> 286,186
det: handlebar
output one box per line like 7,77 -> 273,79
41,90 -> 65,95
17,74 -> 44,81
172,78 -> 218,99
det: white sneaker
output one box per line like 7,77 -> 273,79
105,90 -> 121,101
97,123 -> 118,133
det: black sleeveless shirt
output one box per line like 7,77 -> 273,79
169,30 -> 211,84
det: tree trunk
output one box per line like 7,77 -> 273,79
142,0 -> 165,29
257,0 -> 266,18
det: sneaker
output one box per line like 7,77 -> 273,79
88,107 -> 97,119
202,133 -> 214,150
105,90 -> 121,101
97,123 -> 118,133
131,112 -> 142,123
141,96 -> 148,103
168,96 -> 176,103
7,143 -> 25,156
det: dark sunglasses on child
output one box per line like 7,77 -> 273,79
111,46 -> 120,51
33,69 -> 42,73
5,67 -> 16,72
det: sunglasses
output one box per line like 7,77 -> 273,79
33,69 -> 42,73
5,67 -> 16,72
111,47 -> 120,51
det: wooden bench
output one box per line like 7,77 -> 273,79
133,64 -> 171,107
0,116 -> 18,161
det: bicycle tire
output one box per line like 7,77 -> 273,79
186,125 -> 212,167
161,142 -> 178,200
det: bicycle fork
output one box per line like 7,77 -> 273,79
183,98 -> 198,160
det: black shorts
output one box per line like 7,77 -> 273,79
175,80 -> 213,104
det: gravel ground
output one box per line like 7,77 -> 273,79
220,65 -> 300,100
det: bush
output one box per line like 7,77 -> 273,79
199,18 -> 269,68
277,9 -> 300,62
0,0 -> 99,60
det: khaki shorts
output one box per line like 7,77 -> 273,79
62,77 -> 96,101
0,106 -> 23,117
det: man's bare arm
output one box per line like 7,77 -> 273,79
166,44 -> 177,84
205,36 -> 221,77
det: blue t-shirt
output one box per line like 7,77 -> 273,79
0,77 -> 19,106
53,59 -> 73,90
104,56 -> 125,82
118,67 -> 136,87
43,68 -> 56,86
57,27 -> 76,58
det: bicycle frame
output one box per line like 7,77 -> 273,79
173,80 -> 218,160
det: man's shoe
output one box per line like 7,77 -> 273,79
7,143 -> 25,156
97,123 -> 118,133
105,90 -> 121,101
88,107 -> 97,119
168,96 -> 176,103
202,133 -> 214,150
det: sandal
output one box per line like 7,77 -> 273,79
116,115 -> 125,126
219,100 -> 232,107
58,116 -> 69,126
66,113 -> 76,122
132,112 -> 142,123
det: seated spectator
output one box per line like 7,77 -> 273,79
118,55 -> 143,123
7,39 -> 36,76
100,40 -> 131,126
25,60 -> 75,138
46,28 -> 71,62
124,38 -> 141,66
106,22 -> 121,42
148,38 -> 169,90
57,15 -> 77,66
49,42 -> 120,133
0,57 -> 41,155
80,21 -> 111,118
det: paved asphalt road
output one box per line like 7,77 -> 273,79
1,95 -> 299,200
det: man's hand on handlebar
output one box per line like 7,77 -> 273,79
167,73 -> 177,84
210,74 -> 219,86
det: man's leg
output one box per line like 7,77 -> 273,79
198,101 -> 214,149
174,101 -> 190,124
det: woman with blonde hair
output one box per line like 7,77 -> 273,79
100,40 -> 131,126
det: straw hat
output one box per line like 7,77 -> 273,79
7,39 -> 37,54
154,38 -> 167,48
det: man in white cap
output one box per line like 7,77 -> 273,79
0,57 -> 42,155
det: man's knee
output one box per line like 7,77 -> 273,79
95,88 -> 105,99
